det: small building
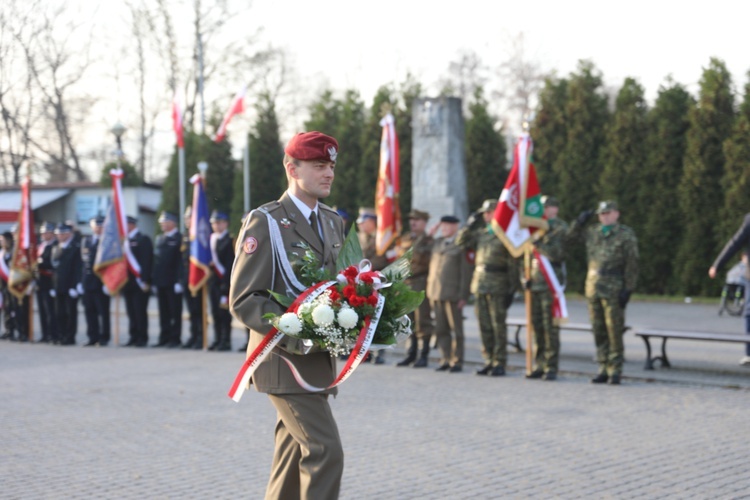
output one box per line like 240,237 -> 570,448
0,182 -> 163,237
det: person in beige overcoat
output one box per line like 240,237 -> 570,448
426,215 -> 472,372
230,131 -> 346,500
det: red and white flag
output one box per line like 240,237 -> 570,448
214,86 -> 246,143
375,112 -> 401,258
492,133 -> 548,257
8,175 -> 36,299
172,91 -> 184,148
533,248 -> 568,322
109,169 -> 142,278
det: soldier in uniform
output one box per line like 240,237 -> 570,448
51,223 -> 82,345
356,207 -> 392,364
181,207 -> 204,350
36,222 -> 58,343
571,200 -> 639,385
80,217 -> 110,346
456,200 -> 518,376
152,211 -> 184,348
122,215 -> 153,347
230,131 -> 345,499
0,231 -> 16,340
427,215 -> 472,373
526,196 -> 568,381
395,209 -> 434,367
208,210 -> 234,351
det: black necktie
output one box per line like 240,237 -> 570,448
309,211 -> 323,245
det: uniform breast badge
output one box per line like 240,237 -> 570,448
280,218 -> 291,228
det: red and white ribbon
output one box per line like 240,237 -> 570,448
336,259 -> 390,290
533,249 -> 568,321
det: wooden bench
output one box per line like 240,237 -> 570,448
506,318 -> 630,352
634,328 -> 750,370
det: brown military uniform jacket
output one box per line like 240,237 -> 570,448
426,237 -> 471,302
229,192 -> 345,395
358,231 -> 390,271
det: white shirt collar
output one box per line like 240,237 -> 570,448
287,190 -> 319,222
165,228 -> 178,237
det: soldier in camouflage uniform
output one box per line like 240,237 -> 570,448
395,209 -> 434,368
456,199 -> 519,376
570,200 -> 638,385
526,196 -> 568,381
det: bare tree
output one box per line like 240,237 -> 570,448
438,49 -> 489,114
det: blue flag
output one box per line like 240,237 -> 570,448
188,174 -> 212,295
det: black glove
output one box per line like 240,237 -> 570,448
466,211 -> 483,230
577,209 -> 594,226
504,292 -> 515,309
618,289 -> 632,309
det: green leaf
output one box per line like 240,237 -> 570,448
387,288 -> 425,318
382,247 -> 413,280
268,290 -> 294,308
336,227 -> 363,270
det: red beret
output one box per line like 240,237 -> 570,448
284,131 -> 339,162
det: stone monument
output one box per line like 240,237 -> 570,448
411,97 -> 468,226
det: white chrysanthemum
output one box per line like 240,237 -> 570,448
337,307 -> 359,329
311,304 -> 335,326
298,302 -> 314,315
278,313 -> 303,335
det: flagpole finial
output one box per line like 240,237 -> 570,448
197,161 -> 208,178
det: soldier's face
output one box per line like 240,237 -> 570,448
160,220 -> 176,233
409,218 -> 427,234
598,210 -> 619,225
57,232 -> 71,243
441,222 -> 459,238
211,220 -> 228,233
287,159 -> 335,201
41,231 -> 54,242
544,206 -> 559,219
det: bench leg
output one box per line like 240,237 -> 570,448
641,335 -> 655,370
659,337 -> 671,368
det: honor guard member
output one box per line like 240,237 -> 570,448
152,211 -> 184,348
36,222 -> 58,343
51,223 -> 82,345
122,215 -> 153,347
1,231 -> 18,340
456,199 -> 519,376
181,207 -> 204,349
230,131 -> 345,499
208,210 -> 234,351
80,217 -> 111,346
428,215 -> 472,373
525,196 -> 568,381
571,200 -> 639,385
395,209 -> 435,367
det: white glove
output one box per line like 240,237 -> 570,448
174,283 -> 184,294
50,289 -> 57,298
220,295 -> 228,307
102,285 -> 110,296
68,288 -> 78,299
76,283 -> 84,295
136,278 -> 149,292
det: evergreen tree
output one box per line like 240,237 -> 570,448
530,76 -> 568,197
718,70 -> 750,253
639,80 -> 693,294
676,58 -> 735,295
329,89 -> 366,217
557,60 -> 610,293
599,78 -> 648,230
465,87 -> 507,211
99,160 -> 142,187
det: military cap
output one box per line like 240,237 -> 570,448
210,210 -> 229,222
54,223 -> 73,234
285,131 -> 339,162
440,215 -> 460,224
408,209 -> 430,221
596,200 -> 618,214
40,222 -> 56,233
541,195 -> 559,208
158,211 -> 178,223
478,199 -> 497,213
126,215 -> 138,224
356,207 -> 377,224
91,216 -> 105,226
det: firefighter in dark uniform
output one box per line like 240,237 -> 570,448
152,211 -> 184,348
122,215 -> 153,347
51,223 -> 82,345
208,210 -> 234,351
1,230 -> 17,340
80,217 -> 111,346
35,222 -> 58,343
181,207 -> 204,350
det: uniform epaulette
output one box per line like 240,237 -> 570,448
319,203 -> 338,215
258,200 -> 282,214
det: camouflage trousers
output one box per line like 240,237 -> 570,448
530,289 -> 560,374
475,293 -> 507,367
587,296 -> 625,376
432,300 -> 464,366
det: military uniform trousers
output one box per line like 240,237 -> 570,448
55,293 -> 78,344
8,295 -> 30,341
2,289 -> 14,336
587,295 -> 626,376
266,393 -> 344,500
432,300 -> 464,367
209,281 -> 232,348
83,289 -> 110,345
530,289 -> 560,374
156,286 -> 183,346
123,286 -> 149,345
36,280 -> 57,341
475,293 -> 508,367
183,290 -> 203,348
403,275 -> 433,359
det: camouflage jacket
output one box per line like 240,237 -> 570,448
570,221 -> 639,298
396,231 -> 433,279
530,217 -> 568,292
456,224 -> 518,295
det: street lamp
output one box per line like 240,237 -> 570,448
110,122 -> 126,168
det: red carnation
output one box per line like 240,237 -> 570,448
343,266 -> 358,281
367,293 -> 378,306
342,284 -> 356,298
329,288 -> 340,302
350,296 -> 365,307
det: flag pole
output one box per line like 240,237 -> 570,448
524,246 -> 534,374
178,147 -> 186,234
115,294 -> 120,347
197,160 -> 209,351
27,168 -> 35,342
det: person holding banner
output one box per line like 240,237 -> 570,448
80,217 -> 111,346
51,223 -> 82,346
181,207 -> 204,350
571,200 -> 639,385
122,216 -> 153,347
208,211 -> 234,352
1,231 -> 18,340
525,196 -> 568,381
36,222 -> 58,343
229,131 -> 345,499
